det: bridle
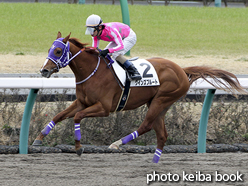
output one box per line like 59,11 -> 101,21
46,38 -> 83,72
45,38 -> 100,85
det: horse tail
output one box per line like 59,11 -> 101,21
183,66 -> 247,96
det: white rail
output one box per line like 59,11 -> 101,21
1,77 -> 248,89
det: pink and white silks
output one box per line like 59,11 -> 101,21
91,22 -> 137,59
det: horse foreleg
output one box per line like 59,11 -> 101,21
73,101 -> 110,156
32,122 -> 56,146
32,100 -> 82,146
32,132 -> 45,146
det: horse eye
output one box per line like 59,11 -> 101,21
54,48 -> 62,57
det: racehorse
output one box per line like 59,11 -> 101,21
33,32 -> 246,163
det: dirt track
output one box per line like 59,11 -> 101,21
0,152 -> 247,186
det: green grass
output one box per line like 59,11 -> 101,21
0,3 -> 248,56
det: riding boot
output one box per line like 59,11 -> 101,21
123,60 -> 142,81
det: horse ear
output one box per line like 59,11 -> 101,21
63,32 -> 71,43
57,31 -> 62,39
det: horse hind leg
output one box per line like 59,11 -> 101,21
151,109 -> 169,163
109,99 -> 174,162
108,99 -> 172,153
108,109 -> 168,163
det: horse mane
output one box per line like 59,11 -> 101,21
69,37 -> 99,55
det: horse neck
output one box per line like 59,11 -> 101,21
68,45 -> 99,83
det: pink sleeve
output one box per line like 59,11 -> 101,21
107,28 -> 124,53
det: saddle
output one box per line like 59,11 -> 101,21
107,55 -> 160,87
105,55 -> 160,111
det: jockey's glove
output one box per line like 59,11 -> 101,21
99,49 -> 109,57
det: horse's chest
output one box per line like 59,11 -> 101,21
76,85 -> 102,107
84,96 -> 96,106
77,94 -> 98,107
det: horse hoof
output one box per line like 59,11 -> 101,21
32,140 -> 42,146
76,148 -> 84,156
108,144 -> 119,150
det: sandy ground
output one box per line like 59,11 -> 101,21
0,53 -> 248,74
0,152 -> 247,186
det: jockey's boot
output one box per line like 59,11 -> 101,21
123,60 -> 142,81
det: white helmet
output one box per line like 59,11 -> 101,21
85,14 -> 102,35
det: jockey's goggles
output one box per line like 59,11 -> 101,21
85,27 -> 96,35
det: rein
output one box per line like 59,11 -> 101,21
95,48 -> 124,91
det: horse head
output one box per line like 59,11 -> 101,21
40,32 -> 71,78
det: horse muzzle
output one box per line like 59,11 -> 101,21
40,68 -> 55,78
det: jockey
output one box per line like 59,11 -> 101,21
85,14 -> 142,81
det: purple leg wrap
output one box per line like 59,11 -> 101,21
152,148 -> 163,163
41,121 -> 55,136
74,123 -> 81,141
121,131 -> 139,145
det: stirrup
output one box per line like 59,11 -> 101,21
128,71 -> 142,81
126,72 -> 132,81
130,74 -> 142,81
126,71 -> 142,81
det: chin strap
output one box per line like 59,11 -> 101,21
95,26 -> 102,36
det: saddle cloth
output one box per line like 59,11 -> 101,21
112,58 -> 160,87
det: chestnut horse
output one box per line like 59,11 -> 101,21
33,32 -> 246,163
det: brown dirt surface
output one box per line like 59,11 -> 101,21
0,153 -> 247,185
0,53 -> 248,74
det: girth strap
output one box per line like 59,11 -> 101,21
115,73 -> 131,112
